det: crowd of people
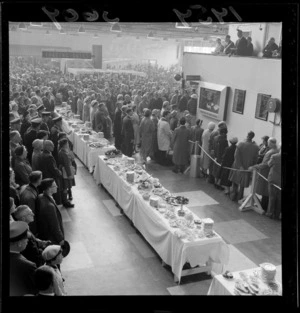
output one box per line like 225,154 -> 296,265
8,55 -> 281,296
213,29 -> 282,58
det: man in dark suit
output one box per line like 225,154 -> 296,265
43,91 -> 55,112
121,108 -> 135,157
223,35 -> 235,54
24,118 -> 41,164
36,179 -> 65,245
19,171 -> 43,235
13,205 -> 51,267
232,30 -> 248,56
10,221 -> 37,296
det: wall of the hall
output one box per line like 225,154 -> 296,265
9,31 -> 180,68
182,53 -> 281,143
228,23 -> 282,56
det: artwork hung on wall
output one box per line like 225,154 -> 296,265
232,89 -> 246,114
255,93 -> 271,121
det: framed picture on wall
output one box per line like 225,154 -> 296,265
232,89 -> 246,114
255,93 -> 271,121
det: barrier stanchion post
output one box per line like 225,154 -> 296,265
239,169 -> 264,214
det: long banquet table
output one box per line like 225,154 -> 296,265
68,130 -> 115,172
93,155 -> 230,283
207,265 -> 282,295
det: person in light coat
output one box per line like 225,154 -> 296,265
229,131 -> 259,201
171,117 -> 191,173
248,137 -> 279,212
157,110 -> 172,165
201,122 -> 216,177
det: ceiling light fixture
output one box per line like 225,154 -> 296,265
30,22 -> 43,27
78,25 -> 86,33
46,30 -> 51,35
110,23 -> 122,33
175,22 -> 192,29
11,25 -> 17,31
18,22 -> 27,30
94,33 -> 99,38
59,28 -> 66,34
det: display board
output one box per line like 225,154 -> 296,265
42,50 -> 92,59
197,81 -> 228,121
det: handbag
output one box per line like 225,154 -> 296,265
62,166 -> 76,179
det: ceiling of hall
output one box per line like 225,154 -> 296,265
9,22 -> 229,41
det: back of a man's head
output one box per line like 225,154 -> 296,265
34,266 -> 54,292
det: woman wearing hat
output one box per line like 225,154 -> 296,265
139,109 -> 155,164
218,137 -> 238,195
31,139 -> 44,171
41,245 -> 66,296
13,145 -> 32,187
201,122 -> 216,177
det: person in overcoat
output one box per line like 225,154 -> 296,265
121,108 -> 135,157
10,221 -> 37,296
24,118 -> 41,165
36,179 -> 64,245
13,145 -> 32,187
37,140 -> 62,205
267,147 -> 281,219
257,135 -> 270,164
50,116 -> 63,164
139,109 -> 155,163
113,96 -> 123,150
13,205 -> 51,267
171,117 -> 191,173
19,171 -> 43,235
190,119 -> 204,155
20,111 -> 31,142
10,168 -> 20,206
218,137 -> 238,194
169,110 -> 179,132
157,110 -> 172,165
150,109 -> 159,160
31,139 -> 44,171
57,138 -> 75,208
131,105 -> 140,151
229,131 -> 259,201
201,122 -> 215,177
212,127 -> 229,188
248,137 -> 279,212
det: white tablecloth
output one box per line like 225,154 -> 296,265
93,156 -> 229,281
207,265 -> 282,295
69,131 -> 115,172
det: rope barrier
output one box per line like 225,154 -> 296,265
188,140 -> 282,191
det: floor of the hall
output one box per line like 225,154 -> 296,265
59,155 -> 281,295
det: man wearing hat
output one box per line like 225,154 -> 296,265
10,117 -> 22,132
37,104 -> 45,118
10,221 -> 37,296
13,205 -> 51,267
187,94 -> 198,126
50,116 -> 63,163
24,117 -> 41,164
42,245 -> 66,295
40,111 -> 51,132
